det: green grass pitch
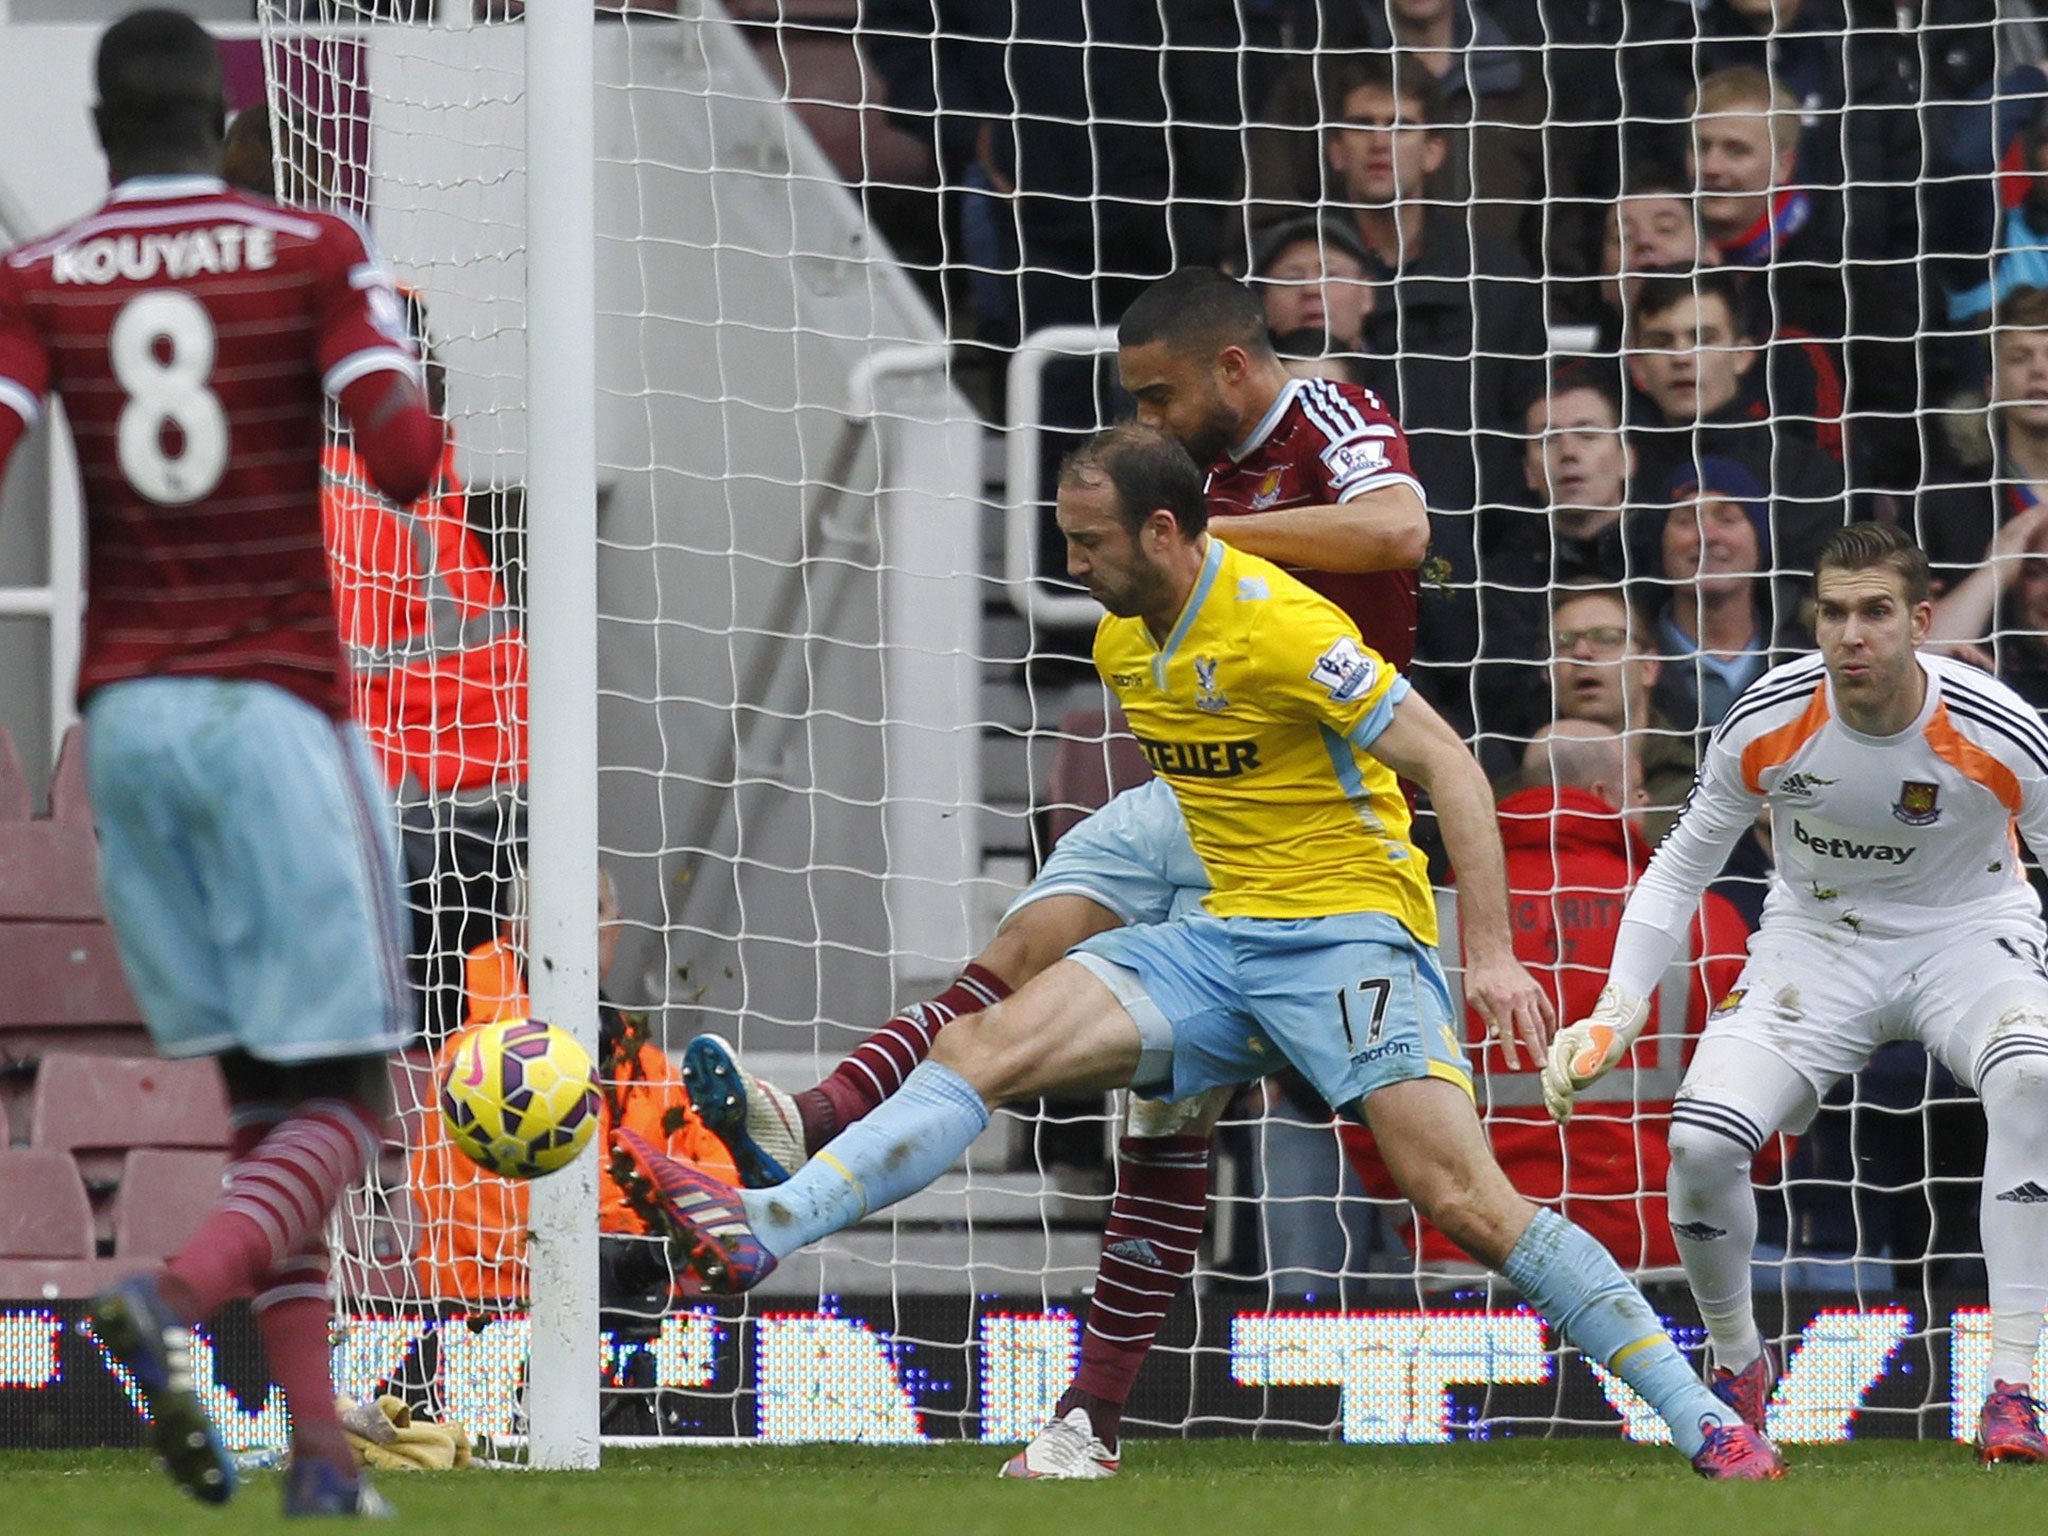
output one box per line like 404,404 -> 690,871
2,1441 -> 2038,1536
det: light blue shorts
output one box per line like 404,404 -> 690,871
1072,912 -> 1470,1117
84,677 -> 412,1062
1005,777 -> 1209,927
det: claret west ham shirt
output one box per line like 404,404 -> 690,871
0,176 -> 420,716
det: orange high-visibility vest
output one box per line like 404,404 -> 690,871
409,939 -> 740,1302
322,440 -> 527,794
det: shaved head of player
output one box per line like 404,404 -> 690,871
92,9 -> 226,181
1118,267 -> 1278,465
1113,266 -> 1429,671
1054,422 -> 1209,625
1811,524 -> 1934,736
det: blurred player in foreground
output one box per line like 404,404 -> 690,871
0,9 -> 441,1514
1545,524 -> 2048,1463
678,267 -> 1429,1473
622,424 -> 1786,1480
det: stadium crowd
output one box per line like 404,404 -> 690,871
853,0 -> 2048,1297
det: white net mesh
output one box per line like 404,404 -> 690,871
240,0 -> 2048,1448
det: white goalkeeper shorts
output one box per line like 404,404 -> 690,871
1683,915 -> 2048,1136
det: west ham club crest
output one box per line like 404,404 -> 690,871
1893,780 -> 1940,826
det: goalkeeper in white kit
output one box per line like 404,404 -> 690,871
1542,523 -> 2048,1463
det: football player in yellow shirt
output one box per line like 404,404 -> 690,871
619,424 -> 1785,1478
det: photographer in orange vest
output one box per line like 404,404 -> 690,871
410,869 -> 737,1309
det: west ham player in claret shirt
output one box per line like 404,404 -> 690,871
1117,265 -> 1427,671
0,9 -> 440,1516
661,271 -> 1443,1476
1546,525 -> 2048,1463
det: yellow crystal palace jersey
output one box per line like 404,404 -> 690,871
1093,537 -> 1436,937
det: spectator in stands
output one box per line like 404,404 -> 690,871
1558,164 -> 1850,475
1624,271 -> 1844,572
1470,364 -> 1643,755
1919,286 -> 2048,586
1492,584 -> 1697,846
1319,54 -> 1546,727
1929,502 -> 2048,711
1918,47 -> 2048,394
1251,216 -> 1373,356
1340,720 -> 1756,1277
1249,1 -> 1548,268
1690,69 -> 1845,338
1937,93 -> 2048,330
1327,54 -> 1547,510
859,1 -> 1278,347
410,870 -> 736,1322
1688,1 -> 1922,227
1686,62 -> 1918,489
1496,363 -> 1641,592
1645,459 -> 1808,734
1571,171 -> 1718,347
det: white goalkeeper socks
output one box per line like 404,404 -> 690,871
1666,1113 -> 1764,1372
1977,1042 -> 2048,1388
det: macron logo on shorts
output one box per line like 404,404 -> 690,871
1791,818 -> 1917,865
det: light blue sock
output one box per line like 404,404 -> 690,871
739,1060 -> 990,1258
1502,1207 -> 1730,1458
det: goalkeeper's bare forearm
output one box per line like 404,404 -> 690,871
1370,690 -> 1554,1065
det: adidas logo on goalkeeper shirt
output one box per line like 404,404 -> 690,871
1995,1182 -> 2048,1204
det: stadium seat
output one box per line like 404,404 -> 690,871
0,1149 -> 95,1259
112,1148 -> 229,1261
0,722 -> 28,822
726,1 -> 935,193
0,724 -> 152,1134
28,1052 -> 231,1160
44,722 -> 93,827
1043,708 -> 1152,846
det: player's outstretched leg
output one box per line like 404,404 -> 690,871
1511,1209 -> 1783,1477
1371,1079 -> 1784,1479
620,1054 -> 992,1291
1974,1032 -> 2048,1463
683,966 -> 1016,1176
1002,1092 -> 1230,1478
89,1274 -> 237,1504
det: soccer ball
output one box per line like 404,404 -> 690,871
439,1018 -> 602,1179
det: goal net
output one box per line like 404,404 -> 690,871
249,0 -> 2042,1452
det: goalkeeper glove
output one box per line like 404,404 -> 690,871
1539,983 -> 1650,1126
